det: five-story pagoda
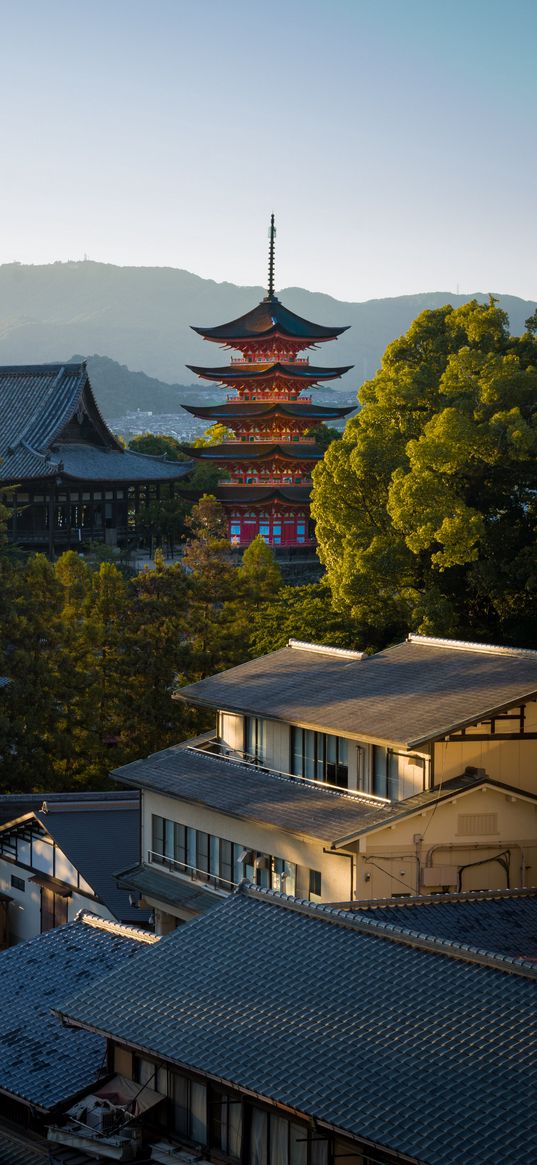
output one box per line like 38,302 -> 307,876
183,217 -> 353,550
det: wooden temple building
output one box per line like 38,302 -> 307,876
0,361 -> 191,554
183,217 -> 354,551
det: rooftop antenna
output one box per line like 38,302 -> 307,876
266,213 -> 277,301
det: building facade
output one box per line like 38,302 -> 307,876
116,635 -> 537,932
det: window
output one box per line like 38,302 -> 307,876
373,747 -> 429,800
11,874 -> 25,892
245,716 -> 266,764
250,1108 -> 328,1165
291,729 -> 348,788
211,1088 -> 242,1159
169,1072 -> 207,1144
150,816 -> 295,895
309,870 -> 322,899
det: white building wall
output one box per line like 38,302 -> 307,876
0,855 -> 115,944
142,789 -> 353,903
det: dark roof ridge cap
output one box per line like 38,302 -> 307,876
20,439 -> 56,462
0,360 -> 86,373
331,885 -> 537,909
408,633 -> 537,659
74,909 -> 159,943
240,884 -> 537,978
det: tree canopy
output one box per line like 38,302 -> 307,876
312,298 -> 537,646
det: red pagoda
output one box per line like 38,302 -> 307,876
183,217 -> 353,550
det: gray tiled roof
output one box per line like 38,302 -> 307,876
57,886 -> 537,1165
0,914 -> 156,1111
117,862 -> 223,915
0,1127 -> 49,1164
112,744 -> 394,843
178,636 -> 537,747
342,888 -> 537,959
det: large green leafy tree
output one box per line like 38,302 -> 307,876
312,299 -> 537,646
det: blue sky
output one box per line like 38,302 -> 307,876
1,0 -> 536,301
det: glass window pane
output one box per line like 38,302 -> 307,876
228,1097 -> 242,1159
373,747 -> 387,798
291,727 -> 303,776
165,819 -> 174,858
152,816 -> 164,858
187,827 -> 197,870
304,731 -> 315,779
197,832 -> 209,875
290,1124 -> 307,1165
270,1115 -> 289,1165
174,823 -> 186,865
171,1074 -> 189,1135
190,1081 -> 207,1144
251,1109 -> 268,1165
311,1136 -> 328,1165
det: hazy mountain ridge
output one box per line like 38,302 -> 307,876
0,261 -> 534,389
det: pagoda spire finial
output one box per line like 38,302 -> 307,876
266,213 -> 277,301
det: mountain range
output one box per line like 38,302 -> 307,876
0,261 -> 535,400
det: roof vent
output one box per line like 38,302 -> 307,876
288,639 -> 365,661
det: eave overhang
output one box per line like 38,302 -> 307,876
187,363 -> 353,383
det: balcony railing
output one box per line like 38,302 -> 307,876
148,849 -> 238,894
189,739 -> 391,804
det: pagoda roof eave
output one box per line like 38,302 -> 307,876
191,297 -> 349,343
183,443 -> 324,462
180,402 -> 354,420
186,363 -> 353,384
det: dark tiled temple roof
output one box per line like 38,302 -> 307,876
181,401 -> 353,420
179,635 -> 537,749
0,362 -> 191,484
185,443 -> 323,461
57,886 -> 537,1165
192,298 -> 349,343
112,742 -> 394,843
0,913 -> 157,1111
214,484 -> 312,504
340,888 -> 537,959
187,362 -> 353,382
177,485 -> 313,505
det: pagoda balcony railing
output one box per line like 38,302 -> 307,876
226,393 -> 313,404
229,357 -> 310,366
189,737 -> 391,804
